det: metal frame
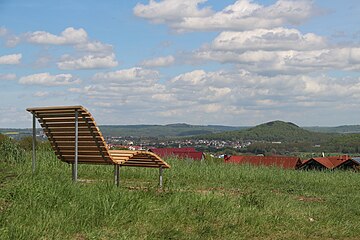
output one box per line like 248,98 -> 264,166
28,106 -> 168,188
114,165 -> 120,186
159,166 -> 163,189
32,113 -> 36,174
72,109 -> 79,182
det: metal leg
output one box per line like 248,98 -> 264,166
72,163 -> 76,181
114,165 -> 120,186
32,113 -> 36,174
73,110 -> 78,182
159,166 -> 163,189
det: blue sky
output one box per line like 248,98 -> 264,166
1,0 -> 360,128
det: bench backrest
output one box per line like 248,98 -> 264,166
27,106 -> 113,164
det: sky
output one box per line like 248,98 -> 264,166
1,0 -> 360,128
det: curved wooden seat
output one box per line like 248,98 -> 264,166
27,105 -> 170,186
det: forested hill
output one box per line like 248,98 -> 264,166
99,124 -> 246,137
195,121 -> 336,143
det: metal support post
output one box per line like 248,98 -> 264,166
72,110 -> 79,182
32,113 -> 36,174
114,165 -> 120,186
159,166 -> 163,189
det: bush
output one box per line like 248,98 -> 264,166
17,136 -> 52,152
0,137 -> 25,163
0,133 -> 8,145
37,140 -> 52,151
18,136 -> 34,151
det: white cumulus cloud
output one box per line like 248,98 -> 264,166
211,28 -> 326,51
93,67 -> 160,85
194,44 -> 360,75
134,0 -> 212,23
23,27 -> 115,56
26,27 -> 88,45
170,69 -> 208,86
135,0 -> 314,32
0,54 -> 22,64
19,73 -> 80,86
57,53 -> 118,70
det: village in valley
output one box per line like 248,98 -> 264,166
2,118 -> 360,171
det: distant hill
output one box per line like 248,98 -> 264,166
99,124 -> 246,138
196,120 -> 335,143
2,122 -> 359,140
304,125 -> 360,134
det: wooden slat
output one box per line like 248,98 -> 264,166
50,136 -> 103,141
43,127 -> 97,132
126,161 -> 160,165
36,112 -> 76,118
121,163 -> 163,168
41,122 -> 95,128
110,153 -> 134,157
127,158 -> 161,162
27,105 -> 83,111
52,145 -> 108,151
54,140 -> 106,146
50,133 -> 101,137
60,150 -> 109,155
40,116 -> 92,122
35,110 -> 85,116
47,132 -> 96,137
39,118 -> 87,124
65,160 -> 115,165
110,150 -> 145,154
111,157 -> 132,161
44,128 -> 91,133
63,154 -> 110,160
129,158 -> 162,163
52,141 -> 104,147
63,157 -> 105,161
62,153 -> 110,158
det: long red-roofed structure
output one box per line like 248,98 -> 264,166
224,155 -> 302,169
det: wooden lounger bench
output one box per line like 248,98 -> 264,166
27,105 -> 170,187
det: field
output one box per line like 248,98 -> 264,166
1,150 -> 360,239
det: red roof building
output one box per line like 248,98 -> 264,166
149,148 -> 204,161
224,155 -> 302,169
300,155 -> 359,170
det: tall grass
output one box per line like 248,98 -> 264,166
1,149 -> 360,239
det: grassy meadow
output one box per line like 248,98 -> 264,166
1,149 -> 360,239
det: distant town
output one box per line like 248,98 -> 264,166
105,135 -> 252,152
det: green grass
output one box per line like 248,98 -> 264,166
1,151 -> 360,239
